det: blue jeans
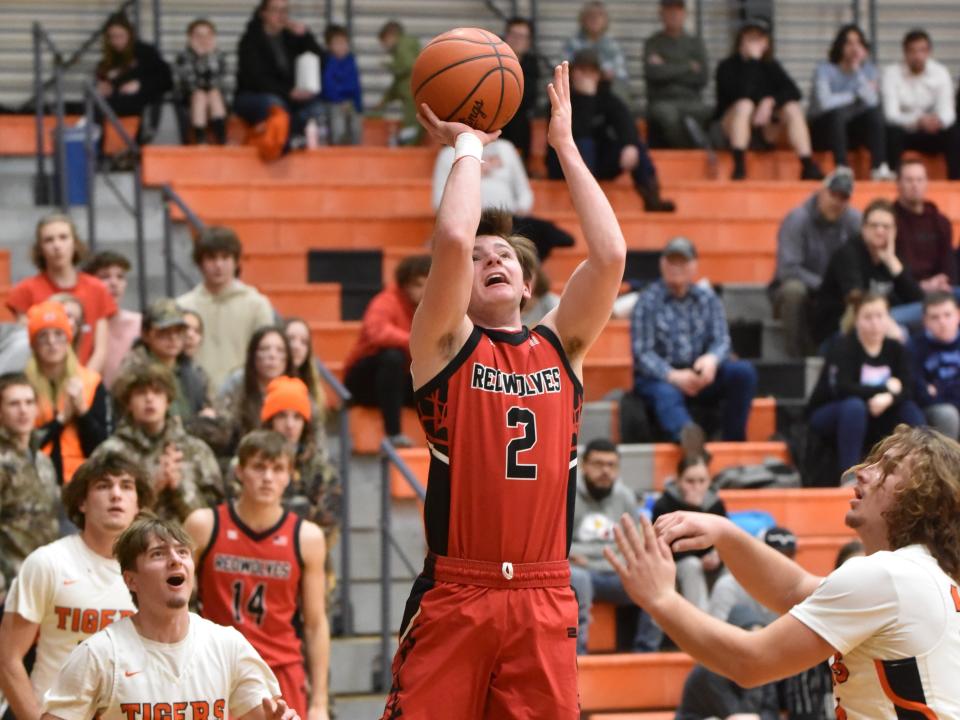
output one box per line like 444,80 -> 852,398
233,91 -> 326,142
809,395 -> 926,476
570,563 -> 662,655
634,359 -> 758,441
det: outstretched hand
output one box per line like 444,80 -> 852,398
262,698 -> 299,720
416,103 -> 501,147
603,514 -> 677,612
654,511 -> 732,555
546,62 -> 574,150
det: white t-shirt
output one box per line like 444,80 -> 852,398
790,544 -> 960,720
4,535 -> 135,700
42,613 -> 280,720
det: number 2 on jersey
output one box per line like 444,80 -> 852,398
506,407 -> 537,480
231,581 -> 266,625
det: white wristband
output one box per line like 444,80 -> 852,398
453,132 -> 484,164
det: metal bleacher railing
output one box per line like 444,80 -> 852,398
377,439 -> 427,691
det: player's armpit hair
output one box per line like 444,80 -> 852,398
863,425 -> 960,583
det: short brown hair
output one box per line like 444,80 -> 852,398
854,425 -> 960,582
192,225 -> 241,267
476,208 -> 540,308
840,289 -> 888,334
32,213 -> 87,271
924,290 -> 957,312
114,511 -> 193,606
0,372 -> 35,405
395,255 -> 431,288
113,363 -> 178,410
237,429 -> 295,468
62,452 -> 154,529
862,198 -> 896,225
83,250 -> 131,275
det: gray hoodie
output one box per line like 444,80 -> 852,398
570,477 -> 638,572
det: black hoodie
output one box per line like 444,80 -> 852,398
235,11 -> 323,99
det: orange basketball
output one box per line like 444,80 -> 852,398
410,27 -> 524,133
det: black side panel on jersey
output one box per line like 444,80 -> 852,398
877,657 -> 933,720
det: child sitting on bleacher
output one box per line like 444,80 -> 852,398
174,18 -> 228,145
320,24 -> 363,145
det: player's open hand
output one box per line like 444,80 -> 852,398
654,510 -> 733,554
604,514 -> 676,612
262,698 -> 299,720
416,103 -> 500,147
546,62 -> 574,150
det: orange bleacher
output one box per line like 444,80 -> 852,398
579,653 -> 694,714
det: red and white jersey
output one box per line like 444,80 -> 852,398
197,503 -> 304,669
5,534 -> 135,700
791,544 -> 960,719
415,324 -> 583,564
41,613 -> 279,720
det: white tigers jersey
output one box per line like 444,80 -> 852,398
5,534 -> 135,700
791,544 -> 960,719
42,613 -> 280,720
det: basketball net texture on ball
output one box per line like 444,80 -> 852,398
411,27 -> 524,133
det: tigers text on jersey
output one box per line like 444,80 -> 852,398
415,325 -> 583,563
790,544 -> 960,719
197,503 -> 304,668
41,613 -> 280,720
5,534 -> 135,700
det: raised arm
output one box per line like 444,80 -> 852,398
409,106 -> 500,387
539,62 -> 626,367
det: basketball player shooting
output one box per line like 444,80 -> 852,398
607,425 -> 960,718
40,513 -> 300,720
380,61 -> 626,719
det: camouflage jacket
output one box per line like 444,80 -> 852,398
92,415 -> 224,522
0,428 -> 59,598
289,447 -> 341,538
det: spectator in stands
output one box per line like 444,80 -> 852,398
0,372 -> 59,602
176,225 -> 275,390
807,291 -> 925,478
652,446 -> 728,611
283,317 -> 328,415
119,299 -> 211,420
216,326 -> 295,454
343,255 -> 430,448
500,17 -> 541,160
320,24 -> 363,146
813,199 -> 924,346
174,18 -> 228,145
908,291 -> 960,439
51,293 -> 85,356
632,237 -> 757,443
563,1 -> 631,104
97,363 -> 223,521
808,25 -> 894,180
95,11 -> 172,143
643,0 -> 712,149
182,309 -> 205,361
715,17 -> 823,181
260,375 -> 338,527
83,250 -> 141,389
882,29 -> 957,178
7,214 -> 116,374
547,50 -> 675,212
770,168 -> 861,358
433,138 -> 575,259
675,605 -> 780,720
375,20 -> 421,146
569,439 -> 661,655
25,301 -> 109,484
235,0 -> 326,151
709,525 -> 795,624
894,159 -> 956,292
521,268 -> 560,326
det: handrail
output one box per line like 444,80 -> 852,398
83,81 -> 148,312
378,439 -> 426,691
160,183 -> 204,297
33,23 -> 68,209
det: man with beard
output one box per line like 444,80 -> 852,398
569,439 -> 660,654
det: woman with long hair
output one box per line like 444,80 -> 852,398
283,317 -> 327,418
807,291 -> 925,479
25,301 -> 110,484
6,214 -> 115,374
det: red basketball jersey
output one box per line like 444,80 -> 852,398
197,503 -> 304,668
416,325 -> 583,564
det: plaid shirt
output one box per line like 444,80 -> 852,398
631,280 -> 731,381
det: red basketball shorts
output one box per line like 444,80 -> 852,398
273,661 -> 308,718
380,553 -> 579,720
